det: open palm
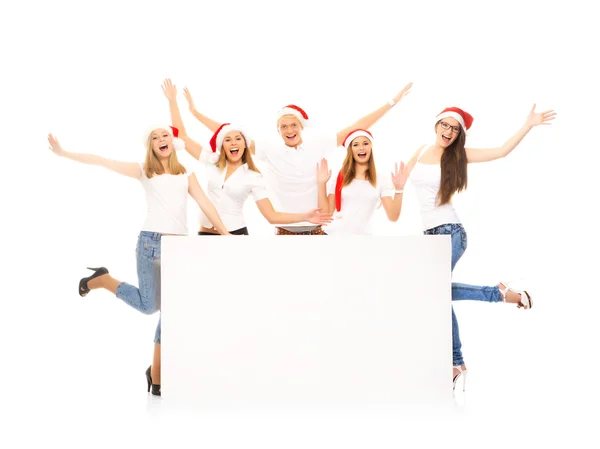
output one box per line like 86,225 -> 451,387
183,87 -> 197,113
47,133 -> 64,156
317,158 -> 332,184
306,209 -> 333,225
161,78 -> 177,101
391,162 -> 409,190
526,104 -> 556,128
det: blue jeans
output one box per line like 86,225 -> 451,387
424,223 -> 502,366
115,231 -> 162,344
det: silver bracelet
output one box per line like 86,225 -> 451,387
388,98 -> 396,107
395,189 -> 404,194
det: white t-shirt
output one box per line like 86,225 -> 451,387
324,173 -> 395,235
139,163 -> 193,235
255,128 -> 337,226
409,145 -> 461,231
197,150 -> 269,231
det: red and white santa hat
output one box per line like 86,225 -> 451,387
275,104 -> 309,127
342,128 -> 374,150
144,125 -> 186,151
209,123 -> 251,153
335,129 -> 375,211
435,107 -> 474,133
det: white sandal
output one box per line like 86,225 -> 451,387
499,282 -> 532,309
453,365 -> 467,392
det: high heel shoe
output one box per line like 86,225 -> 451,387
145,365 -> 161,396
78,267 -> 109,297
499,282 -> 532,309
453,365 -> 467,392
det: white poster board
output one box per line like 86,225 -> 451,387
161,235 -> 452,405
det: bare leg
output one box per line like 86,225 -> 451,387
498,283 -> 528,307
453,364 -> 467,378
87,273 -> 121,295
151,343 -> 161,386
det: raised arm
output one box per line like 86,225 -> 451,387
255,199 -> 333,225
317,158 -> 333,214
336,82 -> 412,147
162,79 -> 203,160
187,174 -> 231,235
183,87 -> 222,133
465,104 -> 556,163
48,134 -> 141,179
406,144 -> 426,172
380,162 -> 410,222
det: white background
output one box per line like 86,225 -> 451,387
1,0 -> 599,447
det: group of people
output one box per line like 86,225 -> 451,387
48,79 -> 556,396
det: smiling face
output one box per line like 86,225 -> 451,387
277,115 -> 303,147
221,131 -> 246,163
435,118 -> 462,148
150,128 -> 174,160
350,136 -> 372,164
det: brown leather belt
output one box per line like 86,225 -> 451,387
275,226 -> 325,235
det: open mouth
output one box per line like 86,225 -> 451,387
285,134 -> 297,140
159,144 -> 169,152
357,152 -> 367,158
230,147 -> 239,156
441,134 -> 451,144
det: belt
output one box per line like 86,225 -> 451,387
275,226 -> 324,236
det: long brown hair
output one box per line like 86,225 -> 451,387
340,144 -> 377,188
216,137 -> 260,173
143,130 -> 187,178
334,142 -> 378,211
437,122 -> 467,206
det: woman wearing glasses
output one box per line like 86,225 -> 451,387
403,105 -> 556,391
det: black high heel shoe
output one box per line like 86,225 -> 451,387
78,267 -> 109,297
145,365 -> 161,396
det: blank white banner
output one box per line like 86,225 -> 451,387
161,235 -> 452,405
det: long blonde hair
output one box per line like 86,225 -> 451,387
215,137 -> 260,173
143,129 -> 187,178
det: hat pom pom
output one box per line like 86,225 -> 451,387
208,152 -> 220,164
172,137 -> 186,152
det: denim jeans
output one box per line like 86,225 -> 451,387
115,231 -> 162,344
424,223 -> 502,366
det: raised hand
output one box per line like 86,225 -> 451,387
392,81 -> 413,104
161,78 -> 177,101
48,133 -> 65,156
305,208 -> 334,225
525,104 -> 556,128
183,87 -> 197,113
317,158 -> 332,184
391,161 -> 410,190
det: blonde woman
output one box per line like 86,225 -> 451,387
162,79 -> 332,234
316,129 -> 407,235
48,127 -> 230,396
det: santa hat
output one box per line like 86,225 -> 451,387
334,170 -> 344,212
335,129 -> 375,212
144,125 -> 185,151
435,107 -> 474,133
209,123 -> 251,153
276,104 -> 309,127
342,128 -> 374,150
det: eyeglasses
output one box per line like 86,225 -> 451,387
439,121 -> 461,134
